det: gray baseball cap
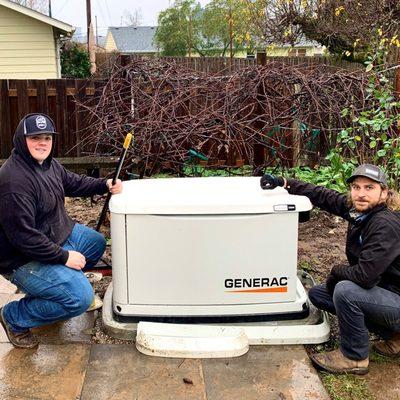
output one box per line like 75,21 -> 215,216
346,164 -> 388,186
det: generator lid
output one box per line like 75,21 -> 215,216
109,177 -> 312,215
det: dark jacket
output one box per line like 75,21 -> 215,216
287,179 -> 400,294
0,120 -> 108,273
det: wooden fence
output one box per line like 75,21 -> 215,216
0,79 -> 100,159
0,56 -> 365,167
95,53 -> 363,77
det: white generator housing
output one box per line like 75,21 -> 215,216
110,177 -> 312,320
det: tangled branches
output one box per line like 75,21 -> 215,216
78,58 -> 368,176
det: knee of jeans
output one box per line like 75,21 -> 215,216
92,231 -> 106,257
308,286 -> 319,306
333,280 -> 357,303
308,285 -> 328,308
63,281 -> 94,316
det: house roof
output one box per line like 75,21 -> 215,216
108,26 -> 158,53
0,0 -> 74,35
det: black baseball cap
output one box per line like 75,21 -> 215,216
22,113 -> 59,136
346,164 -> 388,186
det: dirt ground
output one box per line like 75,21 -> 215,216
66,196 -> 400,399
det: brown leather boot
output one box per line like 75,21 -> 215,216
310,349 -> 369,375
373,332 -> 400,358
0,307 -> 39,349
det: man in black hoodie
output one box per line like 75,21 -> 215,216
0,113 -> 122,348
260,165 -> 400,375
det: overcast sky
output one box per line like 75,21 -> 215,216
51,0 -> 211,38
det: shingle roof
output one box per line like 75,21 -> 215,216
108,26 -> 158,53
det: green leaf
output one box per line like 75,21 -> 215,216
370,140 -> 377,148
355,135 -> 362,141
347,140 -> 356,149
377,149 -> 387,157
365,63 -> 374,72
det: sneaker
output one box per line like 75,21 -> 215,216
310,349 -> 369,375
0,307 -> 39,349
373,332 -> 400,358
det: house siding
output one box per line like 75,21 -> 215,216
104,31 -> 117,52
266,47 -> 325,57
0,5 -> 58,78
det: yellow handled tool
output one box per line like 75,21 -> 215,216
96,131 -> 133,231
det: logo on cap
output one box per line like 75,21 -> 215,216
36,116 -> 47,130
365,168 -> 379,177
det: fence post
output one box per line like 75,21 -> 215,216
291,83 -> 301,167
0,80 -> 12,158
36,80 -> 49,114
16,80 -> 29,120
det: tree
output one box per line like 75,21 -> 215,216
155,0 -> 203,56
201,0 -> 255,56
122,8 -> 142,27
10,0 -> 48,14
242,0 -> 400,61
155,0 -> 253,57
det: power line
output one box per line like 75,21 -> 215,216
103,0 -> 113,26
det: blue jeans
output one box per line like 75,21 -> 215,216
2,223 -> 106,333
309,281 -> 400,360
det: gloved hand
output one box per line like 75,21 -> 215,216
325,274 -> 339,297
260,174 -> 284,190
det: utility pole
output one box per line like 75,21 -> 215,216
86,0 -> 92,51
48,0 -> 52,17
188,12 -> 192,58
95,15 -> 98,46
229,6 -> 233,63
396,48 -> 400,98
86,0 -> 96,74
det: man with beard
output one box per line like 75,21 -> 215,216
260,164 -> 400,375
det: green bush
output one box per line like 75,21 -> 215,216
61,41 -> 91,78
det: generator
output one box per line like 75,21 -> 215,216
110,176 -> 316,318
105,176 -> 329,355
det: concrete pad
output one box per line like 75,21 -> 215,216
32,312 -> 96,345
0,342 -> 90,400
202,345 -> 329,400
7,293 -> 25,302
102,282 -> 137,340
81,344 -> 207,400
0,293 -> 11,308
0,276 -> 17,294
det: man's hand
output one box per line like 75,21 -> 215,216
106,179 -> 123,194
260,174 -> 284,190
65,250 -> 86,270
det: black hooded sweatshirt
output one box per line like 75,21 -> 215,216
0,120 -> 108,273
287,179 -> 400,295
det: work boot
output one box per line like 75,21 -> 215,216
310,349 -> 369,375
373,332 -> 400,358
0,307 -> 38,349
